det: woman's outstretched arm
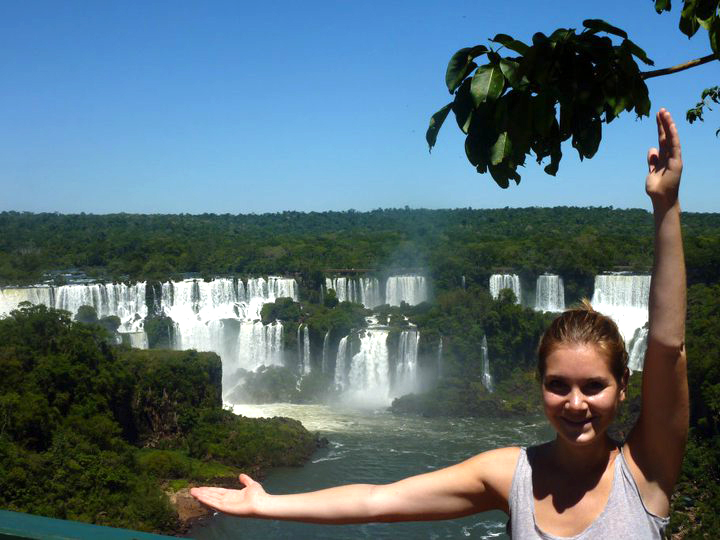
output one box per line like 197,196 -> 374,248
190,447 -> 518,524
626,108 -> 689,516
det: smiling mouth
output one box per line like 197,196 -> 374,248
562,417 -> 594,427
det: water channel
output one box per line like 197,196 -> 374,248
189,404 -> 553,540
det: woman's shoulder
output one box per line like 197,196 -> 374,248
461,446 -> 524,506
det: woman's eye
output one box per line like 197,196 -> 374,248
546,380 -> 568,393
584,381 -> 605,394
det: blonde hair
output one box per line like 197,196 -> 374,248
537,299 -> 628,383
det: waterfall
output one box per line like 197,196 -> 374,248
489,274 -> 522,304
0,286 -> 55,316
321,331 -> 330,374
385,275 -> 428,307
0,283 -> 147,332
126,332 -> 149,349
325,277 -> 381,308
535,274 -> 565,312
437,336 -> 444,380
346,328 -> 391,404
297,324 -> 311,375
591,274 -> 651,370
297,324 -> 303,372
481,336 -> 494,392
628,327 -> 649,372
159,277 -> 298,389
394,328 -> 419,397
334,319 -> 421,405
461,276 -> 466,289
334,336 -> 349,391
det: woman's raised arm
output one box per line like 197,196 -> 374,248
190,446 -> 519,524
626,108 -> 689,515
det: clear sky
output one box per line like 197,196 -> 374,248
1,1 -> 718,214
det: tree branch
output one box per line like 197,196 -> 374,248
641,53 -> 719,80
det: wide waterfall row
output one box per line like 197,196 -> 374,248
334,321 -> 420,404
158,277 -> 297,384
325,275 -> 428,308
591,274 -> 651,371
386,275 -> 428,306
325,277 -> 382,308
0,283 -> 147,332
489,274 -> 521,303
535,274 -> 565,312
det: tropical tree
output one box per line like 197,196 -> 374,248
427,0 -> 719,187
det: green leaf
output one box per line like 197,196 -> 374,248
470,64 -> 505,106
544,147 -> 562,175
488,165 -> 510,188
572,117 -> 602,160
490,34 -> 529,55
490,132 -> 512,165
709,16 -> 720,54
622,39 -> 655,65
654,0 -> 672,13
531,94 -> 556,137
680,0 -> 701,37
582,19 -> 629,39
465,133 -> 488,169
426,103 -> 453,151
445,46 -> 488,94
453,80 -> 475,134
632,78 -> 652,117
499,58 -> 521,87
695,0 -> 717,20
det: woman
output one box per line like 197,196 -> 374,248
191,109 -> 687,538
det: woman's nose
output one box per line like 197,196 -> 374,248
565,389 -> 588,410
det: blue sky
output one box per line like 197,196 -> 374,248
1,1 -> 718,214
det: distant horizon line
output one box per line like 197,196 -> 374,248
3,205 -> 707,216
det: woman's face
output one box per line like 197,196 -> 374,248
542,343 -> 626,446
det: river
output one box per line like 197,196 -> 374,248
188,404 -> 553,540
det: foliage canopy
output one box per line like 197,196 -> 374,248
427,1 -> 720,187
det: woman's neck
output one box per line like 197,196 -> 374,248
549,435 -> 617,474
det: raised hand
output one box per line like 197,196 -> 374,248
190,473 -> 268,516
646,108 -> 682,207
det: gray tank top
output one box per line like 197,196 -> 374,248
508,446 -> 669,539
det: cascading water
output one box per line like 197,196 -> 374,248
297,324 -> 311,375
385,275 -> 428,307
334,317 -> 421,405
321,331 -> 330,374
628,327 -> 649,372
535,274 -> 565,312
591,274 -> 651,371
394,328 -> 419,397
437,336 -> 444,379
334,336 -> 349,391
346,327 -> 391,405
0,286 -> 55,316
157,277 -> 298,391
481,336 -> 494,392
0,283 -> 147,334
325,277 -> 381,308
489,274 -> 522,304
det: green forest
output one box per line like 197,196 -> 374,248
0,305 -> 319,533
1,207 -> 719,537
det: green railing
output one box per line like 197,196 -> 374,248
0,510 -> 181,539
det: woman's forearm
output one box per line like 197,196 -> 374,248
251,483 -> 382,524
648,198 -> 686,349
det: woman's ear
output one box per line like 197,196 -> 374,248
619,367 -> 630,402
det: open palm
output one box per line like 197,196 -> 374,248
646,108 -> 683,205
190,474 -> 267,516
